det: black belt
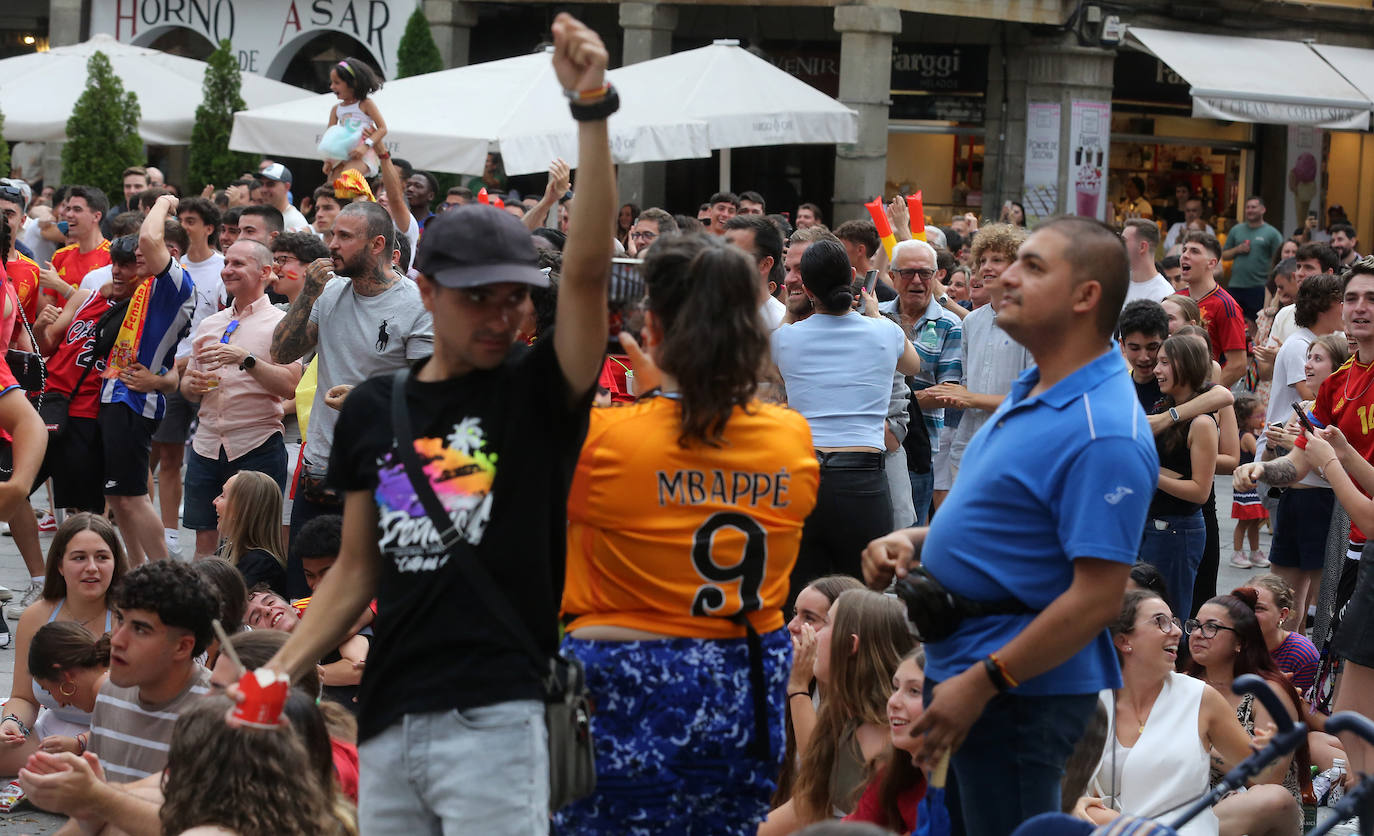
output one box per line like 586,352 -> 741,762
814,450 -> 884,470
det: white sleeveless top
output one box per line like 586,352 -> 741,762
335,100 -> 375,135
1091,672 -> 1218,836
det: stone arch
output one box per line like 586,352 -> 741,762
267,29 -> 379,86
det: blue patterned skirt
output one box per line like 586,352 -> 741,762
552,629 -> 792,835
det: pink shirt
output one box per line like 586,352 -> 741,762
188,295 -> 293,460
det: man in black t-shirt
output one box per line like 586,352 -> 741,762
261,15 -> 616,832
1118,299 -> 1168,410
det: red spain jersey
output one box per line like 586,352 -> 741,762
1310,355 -> 1374,542
1184,284 -> 1247,364
44,291 -> 111,419
5,254 -> 40,342
562,397 -> 819,638
49,241 -> 110,306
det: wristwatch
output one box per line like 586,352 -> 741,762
1168,407 -> 1180,423
938,294 -> 950,306
239,354 -> 257,371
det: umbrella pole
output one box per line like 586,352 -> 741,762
719,147 -> 732,193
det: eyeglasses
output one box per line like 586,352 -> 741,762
892,268 -> 936,283
1182,619 -> 1237,639
273,256 -> 300,268
1142,614 -> 1183,634
630,230 -> 657,242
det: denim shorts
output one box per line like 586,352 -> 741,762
358,700 -> 548,835
554,629 -> 791,835
181,433 -> 287,530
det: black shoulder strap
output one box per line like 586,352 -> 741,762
388,368 -> 549,675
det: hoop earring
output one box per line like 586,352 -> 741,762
59,680 -> 76,697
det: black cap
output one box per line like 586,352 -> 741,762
414,204 -> 548,288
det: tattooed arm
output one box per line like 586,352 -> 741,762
271,257 -> 331,364
1234,450 -> 1308,492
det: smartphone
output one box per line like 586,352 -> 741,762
1291,402 -> 1315,434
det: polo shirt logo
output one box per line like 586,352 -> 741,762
1104,485 -> 1134,505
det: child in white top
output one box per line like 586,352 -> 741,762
319,57 -> 388,182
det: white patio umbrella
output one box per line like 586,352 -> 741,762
610,40 -> 860,191
0,34 -> 308,145
230,49 -> 711,176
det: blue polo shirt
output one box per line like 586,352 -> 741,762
922,344 -> 1158,695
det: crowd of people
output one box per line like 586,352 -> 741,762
0,12 -> 1371,836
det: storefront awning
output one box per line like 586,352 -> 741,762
1310,43 -> 1374,124
1124,27 -> 1372,131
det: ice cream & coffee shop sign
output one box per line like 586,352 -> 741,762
89,0 -> 420,79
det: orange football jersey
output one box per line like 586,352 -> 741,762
563,397 -> 819,638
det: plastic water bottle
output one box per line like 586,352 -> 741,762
1313,763 -> 1343,805
1329,758 -> 1348,806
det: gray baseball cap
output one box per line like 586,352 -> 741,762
414,204 -> 548,288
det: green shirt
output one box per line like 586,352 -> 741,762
1224,222 -> 1282,289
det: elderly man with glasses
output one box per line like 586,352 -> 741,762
879,239 -> 963,526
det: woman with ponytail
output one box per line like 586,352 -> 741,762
26,621 -> 109,757
770,236 -> 920,599
557,234 -> 820,834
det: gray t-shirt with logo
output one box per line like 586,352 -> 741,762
305,275 -> 434,468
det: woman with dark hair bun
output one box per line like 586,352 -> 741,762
557,233 -> 820,834
771,237 -> 921,602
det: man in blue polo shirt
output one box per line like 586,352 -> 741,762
864,216 -> 1157,836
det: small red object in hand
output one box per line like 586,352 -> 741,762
230,668 -> 290,728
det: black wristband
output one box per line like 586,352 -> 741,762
982,656 -> 1011,693
569,85 -> 620,122
787,691 -> 811,700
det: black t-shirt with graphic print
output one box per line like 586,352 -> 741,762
329,338 -> 592,742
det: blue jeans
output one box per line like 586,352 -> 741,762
926,680 -> 1096,836
358,701 -> 548,835
909,469 -> 934,526
1138,510 -> 1206,620
181,433 -> 287,530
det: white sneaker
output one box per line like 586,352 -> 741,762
0,586 -> 11,602
5,580 -> 43,621
1229,551 -> 1251,569
1250,549 -> 1271,568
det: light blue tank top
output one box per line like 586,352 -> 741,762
770,311 -> 907,449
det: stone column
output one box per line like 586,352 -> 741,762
424,0 -> 479,69
617,2 -> 677,210
832,4 -> 902,225
48,0 -> 84,47
988,34 -> 1114,219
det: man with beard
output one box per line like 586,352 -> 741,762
271,200 -> 433,596
1331,222 -> 1361,269
879,239 -> 962,524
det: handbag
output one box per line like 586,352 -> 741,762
893,564 -> 1038,643
388,368 -> 595,812
6,296 -> 45,396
